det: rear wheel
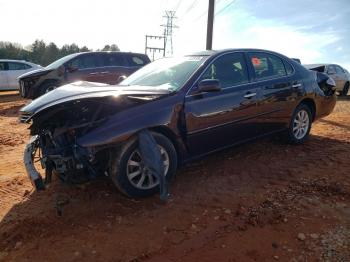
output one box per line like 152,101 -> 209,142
109,132 -> 177,198
286,104 -> 312,144
341,82 -> 349,96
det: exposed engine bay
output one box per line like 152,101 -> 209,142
21,94 -> 157,189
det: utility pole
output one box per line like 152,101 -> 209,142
206,0 -> 215,50
145,35 -> 166,61
161,11 -> 178,56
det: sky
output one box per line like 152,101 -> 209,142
0,0 -> 349,69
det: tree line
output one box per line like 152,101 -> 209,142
0,40 -> 120,67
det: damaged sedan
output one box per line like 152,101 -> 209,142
20,49 -> 337,198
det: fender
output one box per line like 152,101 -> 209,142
77,95 -> 184,148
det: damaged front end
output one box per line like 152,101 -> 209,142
20,84 -> 162,190
21,98 -> 118,189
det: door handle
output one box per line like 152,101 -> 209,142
89,72 -> 99,75
244,92 -> 257,98
100,71 -> 110,74
292,83 -> 302,88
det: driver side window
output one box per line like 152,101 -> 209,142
200,53 -> 249,88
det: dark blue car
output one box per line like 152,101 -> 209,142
20,49 -> 337,198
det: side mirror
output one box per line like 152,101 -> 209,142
117,75 -> 127,83
197,79 -> 221,93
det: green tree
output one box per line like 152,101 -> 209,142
31,39 -> 46,65
101,44 -> 120,51
0,40 -> 119,66
43,42 -> 60,65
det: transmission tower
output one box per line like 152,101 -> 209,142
161,11 -> 179,56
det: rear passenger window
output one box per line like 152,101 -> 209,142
201,52 -> 249,88
284,62 -> 294,75
249,53 -> 287,80
8,62 -> 27,70
335,66 -> 344,74
103,54 -> 125,67
127,55 -> 149,66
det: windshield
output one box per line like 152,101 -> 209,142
120,56 -> 207,92
45,53 -> 79,70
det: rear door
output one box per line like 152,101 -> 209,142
101,53 -> 130,84
65,53 -> 106,83
0,62 -> 9,90
185,52 -> 260,156
247,52 -> 300,134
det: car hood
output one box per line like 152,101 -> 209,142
20,81 -> 171,116
18,68 -> 53,79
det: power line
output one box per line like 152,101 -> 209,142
190,0 -> 237,23
179,0 -> 199,18
216,0 -> 237,16
174,0 -> 183,13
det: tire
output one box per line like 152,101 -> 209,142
286,103 -> 312,144
37,81 -> 58,98
341,82 -> 349,96
109,132 -> 177,198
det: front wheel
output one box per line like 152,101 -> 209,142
109,132 -> 177,198
37,81 -> 58,98
286,104 -> 312,144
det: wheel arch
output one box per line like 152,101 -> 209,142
148,126 -> 183,164
299,98 -> 316,121
40,78 -> 60,87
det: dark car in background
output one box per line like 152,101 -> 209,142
20,49 -> 336,198
304,63 -> 350,96
18,51 -> 150,99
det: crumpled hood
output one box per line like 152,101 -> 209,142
18,68 -> 53,80
20,81 -> 170,115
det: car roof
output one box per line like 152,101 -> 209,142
187,48 -> 292,59
73,51 -> 148,56
0,59 -> 31,63
304,63 -> 330,68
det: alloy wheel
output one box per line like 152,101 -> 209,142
293,109 -> 310,140
126,146 -> 170,190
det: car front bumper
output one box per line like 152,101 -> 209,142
23,136 -> 45,190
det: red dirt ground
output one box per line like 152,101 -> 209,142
0,92 -> 349,261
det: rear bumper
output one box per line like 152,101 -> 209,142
316,94 -> 337,120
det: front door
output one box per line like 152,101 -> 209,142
65,53 -> 106,84
0,62 -> 9,90
184,52 -> 260,156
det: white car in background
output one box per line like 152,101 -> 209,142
0,60 -> 42,90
